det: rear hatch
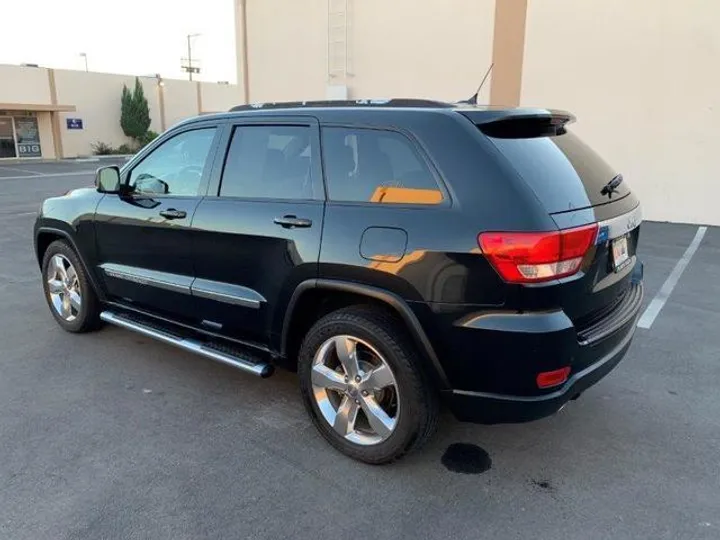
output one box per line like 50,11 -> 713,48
464,109 -> 641,331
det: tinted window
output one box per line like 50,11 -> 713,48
322,127 -> 443,204
129,128 -> 216,196
487,129 -> 628,213
220,125 -> 314,199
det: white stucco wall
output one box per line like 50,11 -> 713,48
522,0 -> 720,225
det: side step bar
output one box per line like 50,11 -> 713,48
100,311 -> 274,378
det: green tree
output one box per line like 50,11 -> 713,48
120,77 -> 151,143
119,84 -> 133,137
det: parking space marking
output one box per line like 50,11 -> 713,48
0,165 -> 39,175
637,226 -> 708,329
0,171 -> 96,180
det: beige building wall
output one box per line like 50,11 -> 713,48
349,0 -> 495,101
245,0 -> 327,102
162,79 -> 200,129
36,112 -> 55,159
522,0 -> 720,226
53,70 -> 163,157
200,82 -> 242,113
0,65 -> 52,105
1,64 -> 241,158
242,0 -> 495,103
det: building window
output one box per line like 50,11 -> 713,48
0,115 -> 42,159
15,117 -> 42,157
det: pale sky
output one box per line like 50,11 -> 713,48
0,0 -> 237,83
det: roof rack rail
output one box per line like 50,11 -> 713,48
229,98 -> 455,112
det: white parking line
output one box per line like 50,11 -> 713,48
637,226 -> 708,329
0,165 -> 39,175
0,171 -> 96,180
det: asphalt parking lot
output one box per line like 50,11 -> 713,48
1,161 -> 718,540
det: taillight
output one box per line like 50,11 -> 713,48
478,224 -> 598,284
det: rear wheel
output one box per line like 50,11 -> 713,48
41,240 -> 101,333
298,305 -> 438,464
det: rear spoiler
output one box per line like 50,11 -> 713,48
458,108 -> 576,138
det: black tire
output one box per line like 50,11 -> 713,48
298,305 -> 439,464
41,240 -> 102,333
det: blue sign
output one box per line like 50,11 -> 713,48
66,118 -> 83,130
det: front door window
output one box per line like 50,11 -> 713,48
128,128 -> 217,196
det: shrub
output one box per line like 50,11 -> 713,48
116,143 -> 135,155
137,130 -> 159,148
91,141 -> 115,155
120,77 -> 152,142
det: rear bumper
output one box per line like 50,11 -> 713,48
430,264 -> 644,424
443,315 -> 636,423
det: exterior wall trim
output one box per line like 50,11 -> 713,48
490,0 -> 528,107
47,69 -> 64,159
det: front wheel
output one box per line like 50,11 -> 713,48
41,240 -> 102,333
298,305 -> 439,464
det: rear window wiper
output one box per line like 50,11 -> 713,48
601,174 -> 624,197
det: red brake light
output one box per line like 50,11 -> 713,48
478,224 -> 598,283
536,367 -> 571,389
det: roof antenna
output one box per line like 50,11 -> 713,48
459,63 -> 494,105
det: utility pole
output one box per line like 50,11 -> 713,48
181,33 -> 201,81
79,52 -> 88,72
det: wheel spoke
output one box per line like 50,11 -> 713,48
61,296 -> 72,319
360,395 -> 395,438
47,279 -> 64,294
364,364 -> 395,391
311,364 -> 348,392
51,255 -> 67,281
66,264 -> 78,286
68,290 -> 82,312
334,336 -> 360,378
333,396 -> 359,436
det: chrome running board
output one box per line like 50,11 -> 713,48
100,310 -> 274,378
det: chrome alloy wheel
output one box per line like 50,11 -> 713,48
46,254 -> 82,322
311,335 -> 400,445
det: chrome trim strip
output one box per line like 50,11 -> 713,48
100,311 -> 273,377
191,279 -> 266,309
100,263 -> 192,294
456,310 -> 572,333
100,264 -> 266,309
597,204 -> 643,241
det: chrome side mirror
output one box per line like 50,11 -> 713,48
95,166 -> 121,194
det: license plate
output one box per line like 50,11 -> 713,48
611,235 -> 630,271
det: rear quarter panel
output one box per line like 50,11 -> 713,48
317,110 -> 558,306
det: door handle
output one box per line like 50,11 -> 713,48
159,209 -> 187,220
273,215 -> 312,228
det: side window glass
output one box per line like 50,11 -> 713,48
129,128 -> 216,196
219,125 -> 314,199
322,127 -> 443,205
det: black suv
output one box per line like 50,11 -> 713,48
34,99 -> 643,464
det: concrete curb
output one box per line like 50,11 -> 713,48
71,155 -> 134,163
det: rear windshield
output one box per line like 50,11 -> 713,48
486,128 -> 629,213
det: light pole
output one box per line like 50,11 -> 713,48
79,52 -> 88,72
182,33 -> 201,81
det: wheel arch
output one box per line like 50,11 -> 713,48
35,227 -> 105,301
279,279 -> 450,389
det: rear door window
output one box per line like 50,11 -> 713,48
322,127 -> 444,205
220,125 -> 316,200
487,129 -> 629,213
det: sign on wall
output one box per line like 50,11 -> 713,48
15,117 -> 42,158
66,118 -> 84,130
